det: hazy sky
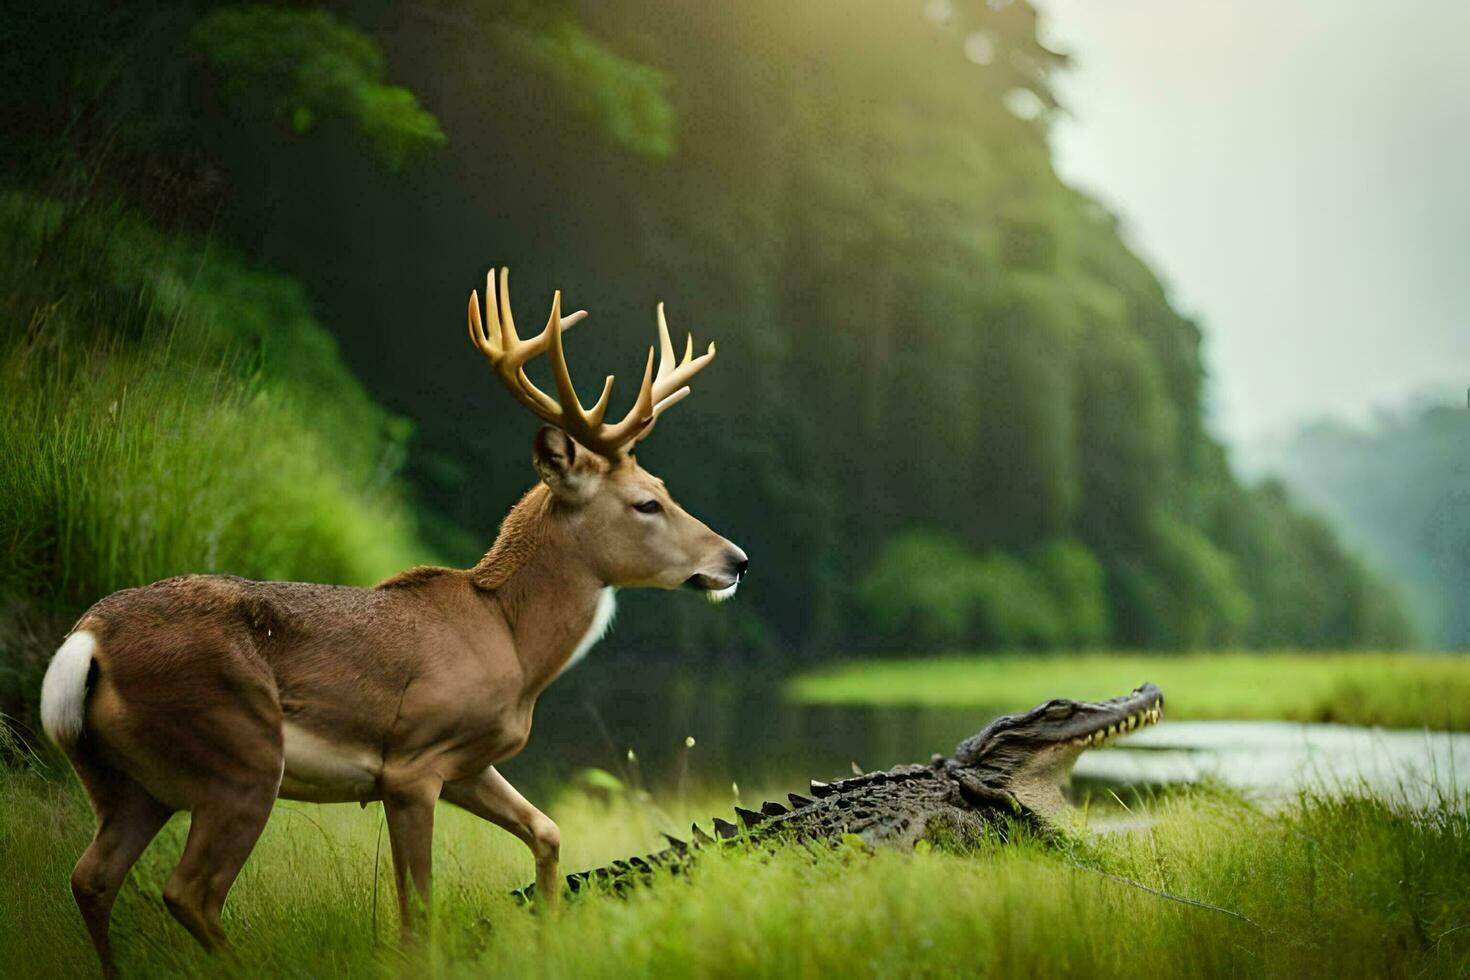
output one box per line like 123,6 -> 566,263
1038,0 -> 1470,445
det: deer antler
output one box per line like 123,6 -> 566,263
468,268 -> 716,457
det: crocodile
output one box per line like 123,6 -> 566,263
531,682 -> 1164,897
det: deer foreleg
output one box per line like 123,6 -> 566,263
442,766 -> 562,912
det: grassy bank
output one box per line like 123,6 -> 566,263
0,193 -> 428,605
788,652 -> 1470,730
0,193 -> 432,727
0,768 -> 1466,977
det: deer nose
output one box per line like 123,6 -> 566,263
731,551 -> 750,581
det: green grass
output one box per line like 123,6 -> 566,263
0,191 -> 433,726
787,652 -> 1470,730
0,324 -> 423,605
1,767 -> 1466,978
0,192 -> 428,606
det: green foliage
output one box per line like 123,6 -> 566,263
789,651 -> 1470,729
858,531 -> 963,646
276,0 -> 1395,656
857,530 -> 1112,651
0,771 -> 1466,977
0,342 -> 417,607
1213,480 -> 1416,649
0,0 -> 1414,658
189,6 -> 446,170
1113,511 -> 1252,649
0,192 -> 428,722
1031,539 -> 1110,645
494,15 -> 677,159
1251,407 -> 1468,648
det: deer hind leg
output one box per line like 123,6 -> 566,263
69,761 -> 173,977
442,766 -> 562,912
155,695 -> 284,953
161,780 -> 277,952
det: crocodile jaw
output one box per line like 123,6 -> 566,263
954,683 -> 1165,820
1004,740 -> 1088,818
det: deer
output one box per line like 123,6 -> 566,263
38,268 -> 748,975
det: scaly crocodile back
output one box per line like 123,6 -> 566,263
543,760 -> 1022,897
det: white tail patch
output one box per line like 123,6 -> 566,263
41,630 -> 98,747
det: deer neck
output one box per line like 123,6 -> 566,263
473,485 -> 613,697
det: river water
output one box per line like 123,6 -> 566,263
505,660 -> 1469,806
1077,721 -> 1468,804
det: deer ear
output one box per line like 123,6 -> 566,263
533,426 -> 597,501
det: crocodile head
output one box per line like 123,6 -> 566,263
945,683 -> 1164,820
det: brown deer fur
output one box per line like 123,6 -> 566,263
44,430 -> 746,973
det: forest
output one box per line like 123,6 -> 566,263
1,0 -> 1414,731
5,5 -> 1469,979
1248,404 -> 1470,650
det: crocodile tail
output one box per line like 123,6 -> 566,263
515,836 -> 695,902
516,792 -> 823,901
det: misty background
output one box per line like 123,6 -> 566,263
1039,0 -> 1470,647
1045,0 -> 1470,443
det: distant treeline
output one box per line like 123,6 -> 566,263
1,1 -> 1411,665
1249,406 -> 1469,650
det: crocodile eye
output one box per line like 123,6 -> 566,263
633,500 -> 663,515
1044,702 -> 1074,720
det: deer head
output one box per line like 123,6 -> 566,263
468,268 -> 748,598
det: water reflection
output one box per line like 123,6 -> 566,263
506,660 -> 1470,805
508,660 -> 994,798
1080,721 -> 1469,804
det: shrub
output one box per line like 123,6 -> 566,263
857,529 -> 1077,651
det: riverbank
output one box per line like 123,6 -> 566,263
787,652 -> 1470,730
0,768 -> 1465,977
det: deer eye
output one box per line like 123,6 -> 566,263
633,500 -> 663,515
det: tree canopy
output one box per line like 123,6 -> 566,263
0,0 -> 1413,659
